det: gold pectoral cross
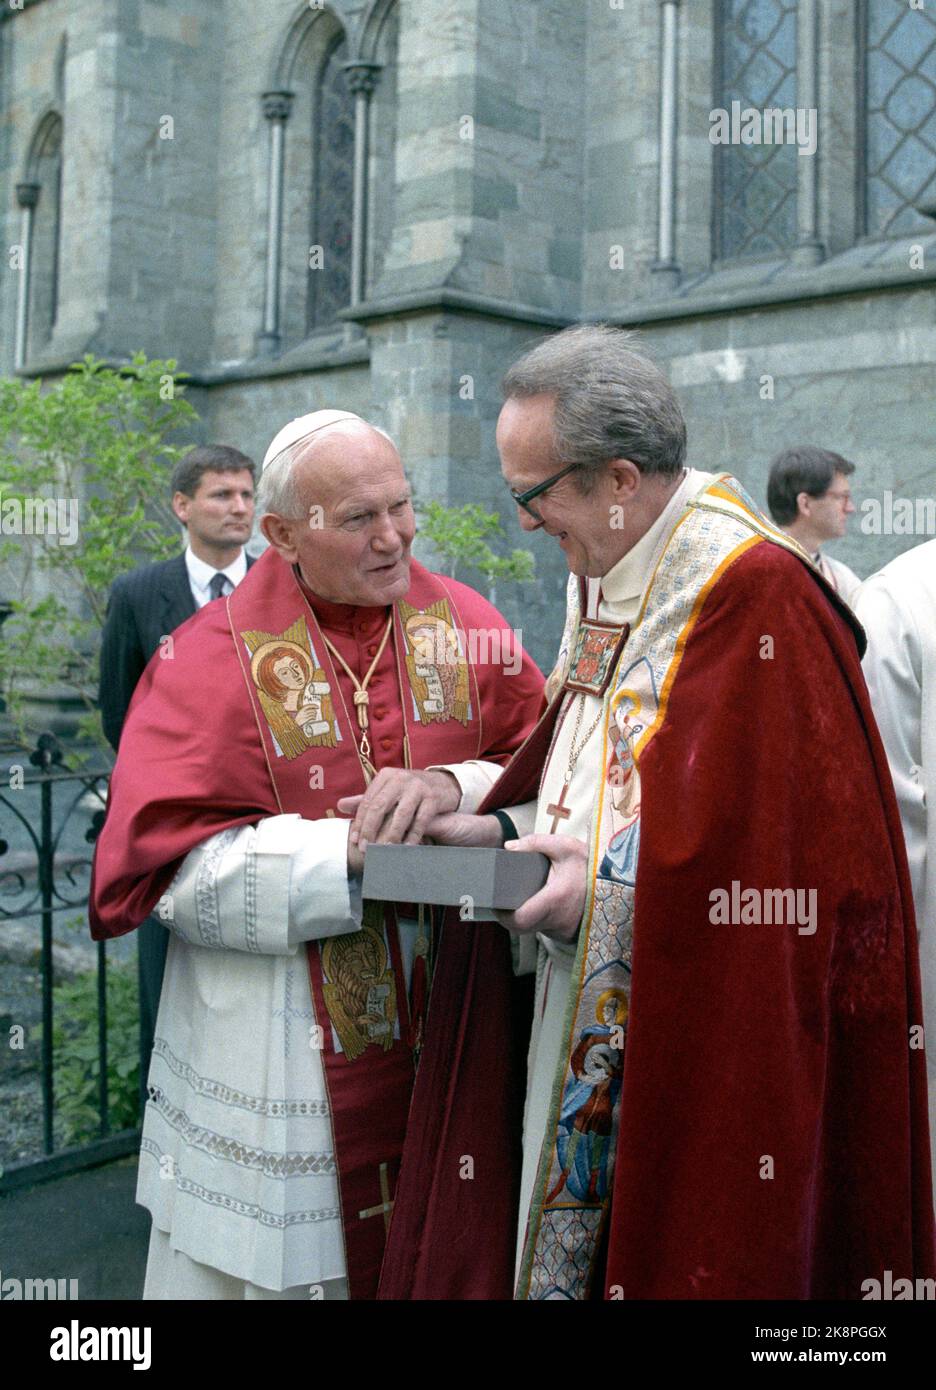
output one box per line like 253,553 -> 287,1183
357,1161 -> 395,1232
546,779 -> 573,834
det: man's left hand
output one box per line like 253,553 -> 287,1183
496,834 -> 588,943
337,769 -> 461,849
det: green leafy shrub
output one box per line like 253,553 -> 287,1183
0,353 -> 198,753
416,500 -> 534,590
52,960 -> 140,1145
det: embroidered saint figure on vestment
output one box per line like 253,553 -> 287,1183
242,617 -> 338,759
321,918 -> 397,1062
400,598 -> 470,725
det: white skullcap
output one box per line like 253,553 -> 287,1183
261,410 -> 367,472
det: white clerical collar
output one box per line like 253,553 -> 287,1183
600,468 -> 712,606
185,544 -> 247,593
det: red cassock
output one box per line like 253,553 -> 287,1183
89,549 -> 545,1297
378,541 -> 935,1300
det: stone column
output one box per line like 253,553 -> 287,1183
793,0 -> 824,265
14,183 -> 40,370
651,0 -> 681,288
258,91 -> 294,356
344,63 -> 381,308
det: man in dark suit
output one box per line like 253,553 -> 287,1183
99,444 -> 257,1102
100,446 -> 257,746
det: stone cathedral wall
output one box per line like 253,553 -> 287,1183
1,0 -> 934,675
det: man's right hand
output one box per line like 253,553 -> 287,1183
422,811 -> 504,849
348,811 -> 499,879
338,768 -> 461,849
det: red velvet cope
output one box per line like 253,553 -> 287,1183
379,541 -> 935,1300
605,541 -> 934,1299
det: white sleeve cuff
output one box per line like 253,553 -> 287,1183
539,931 -> 579,961
286,815 -> 363,946
162,814 -> 362,956
426,760 -> 506,813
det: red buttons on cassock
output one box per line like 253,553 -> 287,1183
380,737 -> 393,750
367,645 -> 378,657
374,706 -> 387,719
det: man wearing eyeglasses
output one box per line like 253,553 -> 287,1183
379,325 -> 934,1302
766,445 -> 862,607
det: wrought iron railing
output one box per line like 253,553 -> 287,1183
0,732 -> 140,1190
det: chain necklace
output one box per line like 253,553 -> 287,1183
546,693 -> 605,834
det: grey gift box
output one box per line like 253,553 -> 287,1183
361,844 -> 549,921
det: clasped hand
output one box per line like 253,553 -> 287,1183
338,783 -> 589,943
338,768 -> 461,874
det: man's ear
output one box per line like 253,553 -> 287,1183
171,491 -> 191,526
796,491 -> 812,519
607,458 -> 641,503
261,512 -> 299,563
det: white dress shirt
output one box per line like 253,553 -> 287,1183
184,545 -> 248,608
814,551 -> 862,609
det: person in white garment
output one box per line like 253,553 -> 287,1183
766,445 -> 863,606
89,410 -> 544,1300
856,536 -> 936,1196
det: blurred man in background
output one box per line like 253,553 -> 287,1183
766,445 -> 861,606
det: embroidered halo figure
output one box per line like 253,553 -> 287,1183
251,637 -> 334,743
401,605 -> 470,725
243,624 -> 338,758
546,987 -> 628,1207
322,923 -> 397,1062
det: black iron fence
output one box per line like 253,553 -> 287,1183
0,733 -> 140,1191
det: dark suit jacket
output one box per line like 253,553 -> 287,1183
99,551 -> 255,751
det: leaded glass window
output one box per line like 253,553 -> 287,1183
862,0 -> 936,238
715,0 -> 799,260
308,35 -> 354,330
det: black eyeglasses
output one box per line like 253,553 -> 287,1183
507,461 -> 581,519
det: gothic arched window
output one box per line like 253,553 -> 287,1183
27,111 -> 63,354
861,0 -> 936,238
714,0 -> 799,261
308,35 -> 355,331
